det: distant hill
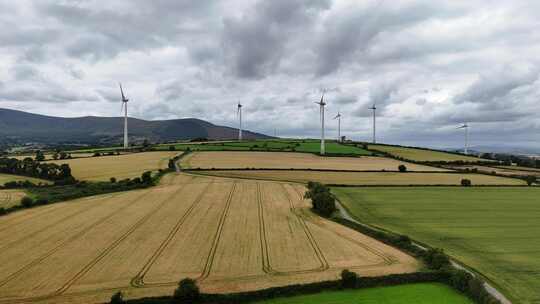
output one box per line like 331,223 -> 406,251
0,108 -> 271,145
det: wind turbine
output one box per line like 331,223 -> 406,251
457,123 -> 469,154
334,112 -> 342,142
369,104 -> 377,143
237,102 -> 243,141
315,93 -> 327,155
119,83 -> 129,149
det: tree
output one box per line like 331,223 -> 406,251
169,145 -> 176,151
424,248 -> 450,270
59,151 -> 68,159
341,269 -> 358,288
141,171 -> 152,184
35,150 -> 45,161
110,291 -> 125,304
461,179 -> 471,187
110,177 -> 117,183
173,278 -> 200,302
52,153 -> 59,160
21,196 -> 34,208
525,175 -> 536,186
398,164 -> 407,172
305,182 -> 336,217
168,159 -> 176,170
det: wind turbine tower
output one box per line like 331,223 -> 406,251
237,102 -> 243,141
369,104 -> 377,143
315,93 -> 327,155
119,83 -> 129,149
458,123 -> 469,154
334,112 -> 342,142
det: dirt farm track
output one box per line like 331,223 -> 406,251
0,173 -> 417,303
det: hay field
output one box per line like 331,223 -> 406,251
0,190 -> 26,209
182,151 -> 448,172
194,170 -> 525,186
334,187 -> 540,304
0,173 -> 49,185
0,173 -> 418,304
51,151 -> 178,181
369,145 -> 485,162
444,165 -> 540,177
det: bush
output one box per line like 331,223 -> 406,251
448,269 -> 472,293
20,196 -> 34,208
110,177 -> 117,183
304,182 -> 336,217
424,248 -> 450,270
141,171 -> 152,184
525,175 -> 536,186
169,145 -> 176,151
173,278 -> 200,302
461,179 -> 472,187
168,159 -> 176,170
398,165 -> 407,172
34,198 -> 49,205
341,269 -> 358,288
110,291 -> 125,304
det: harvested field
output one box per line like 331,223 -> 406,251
194,170 -> 525,186
443,165 -> 540,177
0,173 -> 50,185
51,151 -> 179,181
0,173 -> 418,303
182,151 -> 448,172
368,144 -> 486,162
0,190 -> 26,208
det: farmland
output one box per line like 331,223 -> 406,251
194,170 -> 525,185
368,144 -> 485,162
333,187 -> 540,304
50,151 -> 178,181
0,190 -> 26,209
182,151 -> 448,171
0,173 -> 50,185
443,164 -> 540,177
255,283 -> 473,304
159,140 -> 372,155
0,173 -> 418,304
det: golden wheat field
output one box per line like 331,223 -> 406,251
0,190 -> 26,209
51,151 -> 179,181
0,173 -> 418,304
0,173 -> 50,185
195,170 -> 526,186
443,165 -> 540,177
181,151 -> 448,172
368,145 -> 486,162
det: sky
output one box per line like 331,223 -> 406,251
1,0 -> 540,150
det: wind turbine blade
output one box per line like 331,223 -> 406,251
119,83 -> 125,100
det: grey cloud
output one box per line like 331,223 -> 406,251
222,0 -> 330,79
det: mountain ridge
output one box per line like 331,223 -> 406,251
0,108 -> 271,145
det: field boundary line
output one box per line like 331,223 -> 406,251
130,179 -> 211,287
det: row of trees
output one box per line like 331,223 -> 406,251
0,157 -> 73,181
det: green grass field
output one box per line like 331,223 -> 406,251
368,144 -> 485,162
254,283 -> 472,304
159,140 -> 372,155
333,187 -> 540,304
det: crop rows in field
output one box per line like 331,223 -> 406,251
0,174 -> 418,304
368,144 -> 487,162
0,190 -> 26,209
182,151 -> 448,172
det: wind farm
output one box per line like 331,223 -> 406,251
1,1 -> 540,304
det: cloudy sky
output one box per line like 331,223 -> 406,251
1,0 -> 540,149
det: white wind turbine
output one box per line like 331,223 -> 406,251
334,112 -> 342,142
119,83 -> 129,149
315,93 -> 327,155
457,123 -> 469,154
369,104 -> 377,143
237,102 -> 243,141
